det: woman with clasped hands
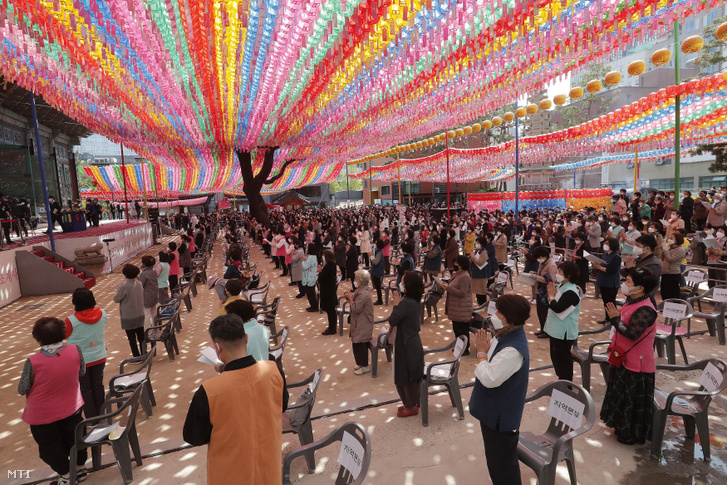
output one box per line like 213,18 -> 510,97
469,294 -> 531,485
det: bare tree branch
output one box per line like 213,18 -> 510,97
264,158 -> 300,185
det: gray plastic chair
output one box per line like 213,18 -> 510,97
651,359 -> 727,461
517,381 -> 596,485
368,317 -> 393,378
655,299 -> 694,365
269,326 -> 290,372
69,386 -> 144,485
283,422 -> 371,485
336,296 -> 351,336
146,299 -> 181,361
383,275 -> 400,306
570,323 -> 612,393
679,268 -> 708,301
248,281 -> 270,306
107,352 -> 156,418
420,335 -> 467,427
688,285 -> 726,344
283,369 -> 323,474
256,296 -> 281,342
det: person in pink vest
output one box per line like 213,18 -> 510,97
168,240 -> 181,291
601,268 -> 659,445
18,317 -> 88,485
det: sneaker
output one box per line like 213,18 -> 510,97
295,294 -> 306,299
76,467 -> 88,482
354,365 -> 362,371
354,366 -> 371,375
530,299 -> 536,305
306,307 -> 319,313
50,475 -> 70,485
374,300 -> 384,306
321,329 -> 336,336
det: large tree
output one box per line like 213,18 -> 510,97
555,63 -> 615,130
237,147 -> 297,226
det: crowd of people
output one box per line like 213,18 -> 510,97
15,185 -> 727,484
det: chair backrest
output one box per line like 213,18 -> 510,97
270,326 -> 290,362
657,299 -> 695,329
682,269 -> 708,292
156,297 -> 181,320
669,359 -> 727,410
282,422 -> 372,485
109,351 -> 154,394
449,335 -> 468,378
287,368 -> 323,428
525,380 -> 596,448
97,384 -> 144,433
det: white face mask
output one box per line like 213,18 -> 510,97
399,282 -> 405,294
632,246 -> 644,256
621,283 -> 634,296
668,239 -> 675,245
648,227 -> 656,233
528,240 -> 535,246
603,244 -> 610,252
490,314 -> 504,330
610,223 -> 617,227
598,218 -> 604,222
556,274 -> 565,283
537,257 -> 546,263
628,225 -> 634,231
718,232 -> 726,239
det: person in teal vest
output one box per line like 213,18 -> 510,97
470,294 -> 531,485
64,288 -> 107,419
544,261 -> 582,381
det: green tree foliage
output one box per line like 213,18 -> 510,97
692,143 -> 727,173
692,15 -> 727,78
555,64 -> 616,129
328,166 -> 363,193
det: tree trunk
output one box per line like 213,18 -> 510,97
247,189 -> 269,226
237,147 -> 296,227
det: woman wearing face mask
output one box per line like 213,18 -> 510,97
706,226 -> 727,286
571,231 -> 589,294
319,250 -> 339,335
442,255 -> 474,355
470,294 -> 531,485
464,225 -> 476,255
389,271 -> 425,417
665,210 -> 684,240
607,216 -> 623,240
396,242 -> 416,288
620,221 -> 641,257
532,247 -> 557,338
335,234 -> 347,279
601,268 -> 659,445
422,235 -> 443,283
659,233 -> 686,301
524,235 -> 542,304
664,192 -> 676,220
544,262 -> 581,380
592,237 -> 622,324
644,221 -> 664,259
694,191 -> 710,230
470,236 -> 490,305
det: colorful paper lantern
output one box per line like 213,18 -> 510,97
503,112 -> 515,122
652,48 -> 672,66
553,94 -> 567,105
482,120 -> 493,130
539,99 -> 553,110
491,117 -> 502,127
628,60 -> 646,76
587,80 -> 603,94
604,71 -> 622,86
569,87 -> 584,100
472,123 -> 482,133
681,35 -> 704,54
526,104 -> 539,115
463,126 -> 473,136
447,130 -> 456,139
717,22 -> 727,41
515,108 -> 527,118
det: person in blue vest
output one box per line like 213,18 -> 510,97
484,232 -> 498,275
422,235 -> 443,282
470,294 -> 531,485
64,288 -> 107,419
544,261 -> 582,381
470,236 -> 490,305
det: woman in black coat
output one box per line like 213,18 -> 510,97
335,236 -> 348,279
389,271 -> 425,418
319,250 -> 339,336
346,235 -> 359,290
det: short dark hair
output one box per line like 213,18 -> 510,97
32,317 -> 66,346
558,261 -> 580,284
225,279 -> 243,296
122,264 -> 140,279
323,249 -> 336,264
72,288 -> 96,312
573,231 -> 586,241
670,232 -> 685,246
476,236 -> 488,247
636,234 -> 657,250
495,294 -> 530,326
142,255 -> 156,267
168,241 -> 177,251
376,239 -> 385,250
455,255 -> 470,271
225,299 -> 256,322
605,238 -> 620,252
533,246 -> 550,259
401,241 -> 415,255
628,267 -> 658,294
402,271 -> 424,301
209,314 -> 246,343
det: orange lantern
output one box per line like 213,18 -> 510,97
539,99 -> 552,110
455,128 -> 464,137
515,107 -> 527,118
586,79 -> 602,93
569,87 -> 583,100
553,94 -> 567,105
628,60 -> 646,76
526,104 -> 539,115
472,123 -> 482,132
491,116 -> 503,127
503,112 -> 515,122
681,35 -> 704,54
482,119 -> 493,130
651,48 -> 672,66
447,130 -> 456,139
604,71 -> 622,86
463,126 -> 473,135
717,22 -> 727,41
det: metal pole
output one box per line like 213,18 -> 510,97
29,92 -> 56,252
515,111 -> 520,234
153,162 -> 159,209
121,143 -> 130,223
397,151 -> 401,206
346,163 -> 350,206
674,21 -> 681,210
445,132 -> 451,222
141,158 -> 149,222
369,161 -> 373,206
573,169 -> 577,189
634,150 -> 639,193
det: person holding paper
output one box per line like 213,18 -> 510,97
183,314 -> 288,484
664,210 -> 685,240
545,262 -> 581,380
443,255 -> 474,355
706,226 -> 727,264
422,235 -> 443,282
622,235 -> 662,305
571,231 -> 589,294
601,269 -> 659,445
470,294 -> 531,485
592,238 -> 622,324
532,247 -> 557,339
708,192 -> 727,228
470,236 -> 490,305
660,232 -> 686,300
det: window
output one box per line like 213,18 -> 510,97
380,185 -> 390,196
699,175 -> 727,189
655,157 -> 672,166
648,177 -> 694,190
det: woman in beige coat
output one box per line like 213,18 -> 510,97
494,229 -> 508,265
346,269 -> 375,375
443,255 -> 473,355
660,232 -> 686,301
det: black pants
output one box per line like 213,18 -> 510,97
451,321 -> 470,353
599,286 -> 619,320
683,214 -> 692,232
696,217 -> 707,230
396,380 -> 421,409
476,294 -> 488,305
372,276 -> 383,302
79,362 -> 105,418
274,255 -> 281,269
352,342 -> 369,366
536,299 -> 549,332
339,264 -> 346,280
297,282 -> 305,297
281,262 -> 289,276
324,307 -> 337,333
125,327 -> 145,357
549,336 -> 575,381
30,409 -> 87,475
305,285 -> 318,310
480,422 -> 521,485
384,256 -> 390,275
362,252 -> 370,267
661,273 -> 681,301
169,274 -> 179,292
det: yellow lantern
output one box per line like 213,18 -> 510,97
569,87 -> 583,100
447,130 -> 456,139
604,71 -> 622,86
681,35 -> 704,54
503,112 -> 515,122
717,22 -> 727,41
472,123 -> 482,132
526,104 -> 539,115
463,126 -> 473,135
651,48 -> 672,66
455,128 -> 464,137
539,99 -> 552,110
628,60 -> 646,76
553,94 -> 567,105
491,117 -> 502,127
515,107 -> 527,118
586,79 -> 602,93
482,120 -> 493,130
428,138 -> 436,145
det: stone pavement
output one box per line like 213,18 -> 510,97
1,235 -> 726,485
